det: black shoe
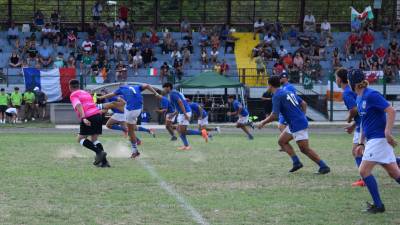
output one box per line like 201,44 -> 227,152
93,151 -> 107,166
364,202 -> 385,214
100,157 -> 111,168
317,166 -> 331,175
289,163 -> 303,173
170,136 -> 178,141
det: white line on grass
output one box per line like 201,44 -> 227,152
139,159 -> 210,225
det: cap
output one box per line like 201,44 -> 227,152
33,87 -> 40,91
280,71 -> 288,79
348,69 -> 365,85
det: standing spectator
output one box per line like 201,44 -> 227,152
119,4 -> 129,22
345,32 -> 359,60
261,90 -> 273,116
182,47 -> 191,67
173,58 -> 183,81
180,18 -> 191,35
9,51 -> 22,68
92,1 -> 103,23
220,59 -> 229,75
210,47 -> 219,65
80,52 -> 93,77
50,10 -> 60,27
115,61 -> 127,82
34,87 -> 47,120
160,62 -> 170,83
320,19 -> 333,46
7,22 -> 19,47
23,89 -> 36,122
361,29 -> 375,49
201,49 -> 208,69
53,52 -> 65,68
287,25 -> 298,46
81,37 -> 93,53
255,55 -> 266,83
41,24 -> 53,45
253,18 -> 265,40
0,88 -> 9,124
67,30 -> 77,49
10,87 -> 22,121
38,43 -> 53,68
375,44 -> 386,69
33,10 -> 44,30
225,32 -> 237,54
132,52 -> 143,76
303,11 -> 316,33
142,48 -> 153,68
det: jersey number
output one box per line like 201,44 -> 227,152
129,87 -> 137,94
286,93 -> 299,106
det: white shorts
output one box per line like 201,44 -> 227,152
284,127 -> 309,141
198,116 -> 209,126
110,113 -> 126,122
166,113 -> 176,122
353,131 -> 360,144
125,109 -> 141,125
177,112 -> 192,126
237,116 -> 249,124
362,138 -> 396,164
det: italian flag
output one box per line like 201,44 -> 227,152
351,6 -> 374,21
149,68 -> 158,76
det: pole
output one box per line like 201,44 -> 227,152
299,0 -> 305,32
227,0 -> 232,25
8,0 -> 12,23
154,0 -> 159,29
81,0 -> 85,31
383,75 -> 387,98
329,73 -> 334,121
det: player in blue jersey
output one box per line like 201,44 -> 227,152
99,83 -> 160,158
348,69 -> 400,213
336,68 -> 365,187
227,95 -> 254,140
162,82 -> 202,150
155,96 -> 178,141
257,76 -> 330,174
278,72 -> 297,132
187,99 -> 221,142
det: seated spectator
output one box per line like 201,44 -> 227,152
81,38 -> 93,53
150,31 -> 159,45
142,48 -> 153,68
225,32 -> 237,54
113,36 -> 124,61
170,49 -> 182,62
9,51 -> 22,68
33,10 -> 45,30
99,59 -> 110,80
115,61 -> 127,82
383,65 -> 395,83
253,18 -> 265,40
388,38 -> 398,55
201,49 -> 208,69
91,59 -> 100,77
162,32 -> 176,54
114,17 -> 126,30
274,20 -> 283,40
199,30 -> 209,48
67,54 -> 76,68
182,47 -> 191,66
51,25 -> 61,47
273,60 -> 285,75
303,11 -> 316,33
50,10 -> 60,27
210,47 -> 219,65
160,62 -> 170,83
183,39 -> 194,53
359,58 -> 368,70
381,17 -> 391,40
387,52 -> 399,72
38,44 -> 53,68
394,20 -> 400,35
345,32 -> 359,60
173,58 -> 183,81
375,44 -> 386,68
80,52 -> 93,76
214,62 -> 221,73
293,53 -> 304,71
308,59 -> 322,82
131,51 -> 143,75
219,24 -> 230,41
364,46 -> 374,69
220,60 -> 229,75
278,45 -> 288,58
320,19 -> 333,46
361,29 -> 374,49
7,22 -> 19,47
263,33 -> 275,47
53,52 -> 65,68
26,42 -> 39,68
87,23 -> 97,42
41,24 -> 53,45
332,47 -> 342,70
210,33 -> 220,49
282,53 -> 293,71
67,30 -> 77,49
287,25 -> 298,46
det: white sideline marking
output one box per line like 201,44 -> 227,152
139,159 -> 210,225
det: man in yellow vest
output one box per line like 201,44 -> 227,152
23,88 -> 36,122
0,88 -> 9,124
10,87 -> 22,121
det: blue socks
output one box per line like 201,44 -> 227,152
291,155 -> 301,165
138,126 -> 151,133
179,134 -> 189,146
355,156 -> 363,168
187,130 -> 202,135
363,175 -> 383,208
130,140 -> 138,153
318,160 -> 328,168
111,124 -> 127,132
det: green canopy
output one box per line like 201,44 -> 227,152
179,72 -> 243,88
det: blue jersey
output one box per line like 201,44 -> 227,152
161,96 -> 175,114
272,89 -> 308,132
105,96 -> 123,114
113,85 -> 143,111
342,85 -> 361,132
357,88 -> 390,140
279,82 -> 298,124
233,100 -> 249,117
189,102 -> 208,118
168,90 -> 191,114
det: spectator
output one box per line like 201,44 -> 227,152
38,43 -> 53,68
67,54 -> 76,68
80,51 -> 93,77
381,17 -> 391,40
182,47 -> 191,67
293,53 -> 304,71
303,11 -> 316,33
201,49 -> 208,69
41,24 -> 53,45
91,59 -> 100,77
375,44 -> 386,69
253,18 -> 265,40
283,53 -> 293,71
53,52 -> 65,68
255,55 -> 266,82
383,65 -> 395,83
26,41 -> 39,68
388,38 -> 398,55
115,61 -> 127,82
5,107 -> 17,124
170,49 -> 182,62
199,29 -> 209,48
7,22 -> 19,47
320,19 -> 333,46
33,87 -> 47,120
210,47 -> 219,65
214,62 -> 221,73
33,10 -> 45,30
132,52 -> 143,75
23,89 -> 35,122
273,59 -> 285,75
278,45 -> 288,58
114,18 -> 126,30
160,62 -> 170,83
51,25 -> 61,47
261,90 -> 273,116
0,69 -> 6,84
173,58 -> 183,81
9,51 -> 22,68
287,25 -> 298,46
99,59 -> 110,81
92,1 -> 103,23
332,47 -> 342,70
361,29 -> 375,49
364,46 -> 374,69
263,33 -> 275,47
67,30 -> 77,49
225,32 -> 237,54
274,19 -> 283,40
142,48 -> 153,68
0,88 -> 8,124
210,33 -> 220,49
50,10 -> 60,27
81,37 -> 93,53
220,59 -> 229,75
219,24 -> 230,41
113,36 -> 124,61
345,32 -> 359,60
180,18 -> 191,35
119,4 -> 129,22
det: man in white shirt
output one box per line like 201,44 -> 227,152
131,52 -> 143,75
5,107 -> 17,124
263,33 -> 275,46
81,38 -> 93,53
278,45 -> 288,58
321,19 -> 333,46
114,18 -> 126,29
113,37 -> 124,61
41,24 -> 53,45
303,11 -> 316,33
253,18 -> 265,40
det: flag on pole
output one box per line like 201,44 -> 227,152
149,68 -> 158,76
351,6 -> 374,22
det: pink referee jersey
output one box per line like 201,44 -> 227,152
70,90 -> 100,119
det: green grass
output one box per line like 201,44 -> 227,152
0,132 -> 399,225
0,121 -> 54,129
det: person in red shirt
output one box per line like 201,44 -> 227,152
119,5 -> 129,22
361,30 -> 375,49
375,44 -> 386,68
346,32 -> 359,59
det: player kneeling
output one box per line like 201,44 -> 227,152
257,76 -> 330,174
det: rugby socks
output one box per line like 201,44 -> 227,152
363,175 -> 383,208
93,141 -> 104,152
180,134 -> 189,146
187,130 -> 202,135
80,139 -> 101,154
318,160 -> 328,168
355,156 -> 363,167
291,155 -> 301,165
111,124 -> 127,132
138,126 -> 151,133
130,140 -> 138,153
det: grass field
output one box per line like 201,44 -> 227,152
0,131 -> 399,225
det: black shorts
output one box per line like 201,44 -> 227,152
79,114 -> 103,136
5,112 -> 14,117
0,105 -> 6,113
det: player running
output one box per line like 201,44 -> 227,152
278,72 -> 296,132
348,70 -> 400,213
155,96 -> 178,141
68,79 -> 110,167
98,83 -> 160,159
257,76 -> 330,174
227,95 -> 254,140
187,99 -> 221,142
335,68 -> 365,187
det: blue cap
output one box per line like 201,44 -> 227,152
280,71 -> 288,79
348,69 -> 365,85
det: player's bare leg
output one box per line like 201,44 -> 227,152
278,132 -> 303,172
106,118 -> 128,137
237,123 -> 253,140
352,143 -> 365,186
297,139 -> 330,174
166,120 -> 177,140
178,125 -> 191,150
128,123 -> 140,158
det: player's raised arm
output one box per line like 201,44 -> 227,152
98,92 -> 117,100
257,112 -> 277,129
141,83 -> 161,98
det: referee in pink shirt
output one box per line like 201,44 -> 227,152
69,79 -> 110,167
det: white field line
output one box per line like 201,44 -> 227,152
138,159 -> 210,225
